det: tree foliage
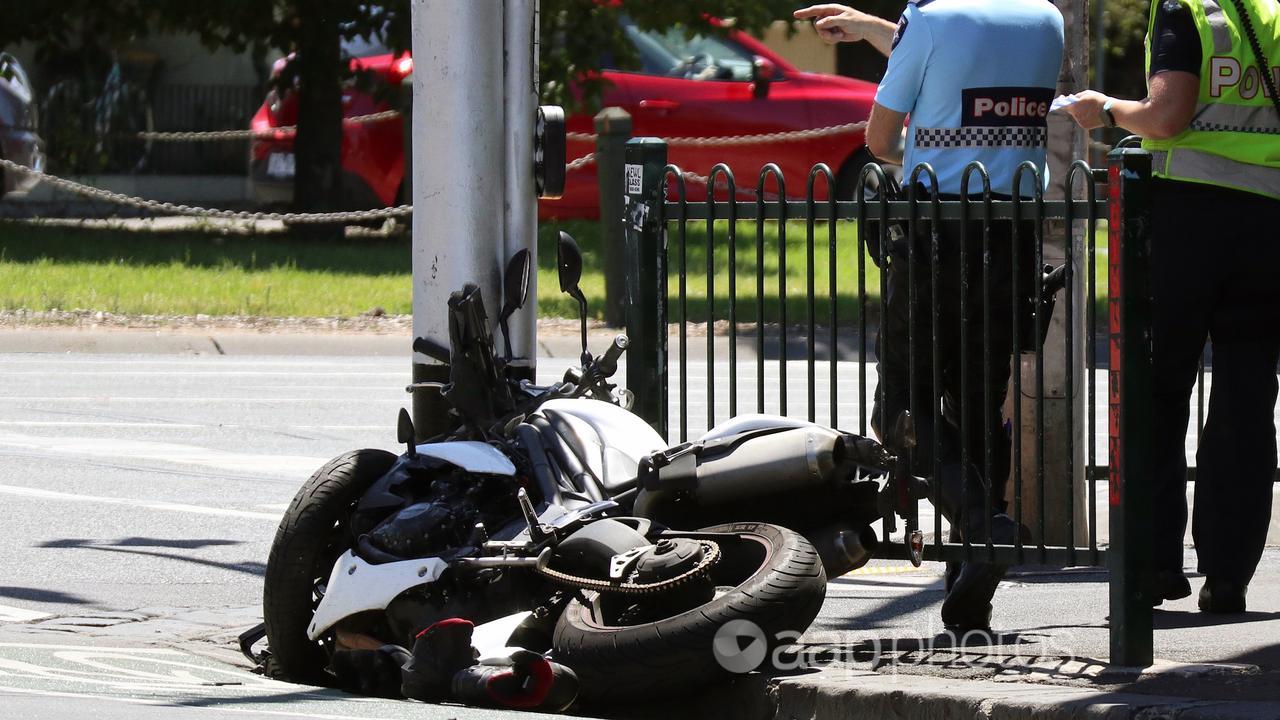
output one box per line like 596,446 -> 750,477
1099,0 -> 1153,100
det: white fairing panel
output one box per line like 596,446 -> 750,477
698,414 -> 819,442
538,399 -> 668,488
308,551 -> 448,640
413,441 -> 515,475
471,612 -> 533,661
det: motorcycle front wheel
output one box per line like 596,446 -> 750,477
262,448 -> 397,685
552,522 -> 826,702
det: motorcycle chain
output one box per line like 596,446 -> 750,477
534,539 -> 721,595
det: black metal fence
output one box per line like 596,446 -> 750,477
38,83 -> 259,175
149,84 -> 260,175
620,137 -> 1158,665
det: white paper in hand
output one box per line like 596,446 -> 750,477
1050,94 -> 1080,113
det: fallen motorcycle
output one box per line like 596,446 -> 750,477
243,233 -> 913,706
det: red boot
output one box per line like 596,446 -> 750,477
451,649 -> 579,712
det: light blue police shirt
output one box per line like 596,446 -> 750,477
875,0 -> 1065,197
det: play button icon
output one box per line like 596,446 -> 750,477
713,619 -> 768,674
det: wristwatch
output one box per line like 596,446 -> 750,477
1101,98 -> 1118,129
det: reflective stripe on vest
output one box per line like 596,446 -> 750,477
1189,102 -> 1280,134
1152,147 -> 1280,199
1203,0 -> 1233,53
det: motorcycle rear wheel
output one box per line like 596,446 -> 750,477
552,521 -> 826,701
262,448 -> 397,685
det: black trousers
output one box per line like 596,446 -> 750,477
871,214 -> 1035,530
1150,178 -> 1280,585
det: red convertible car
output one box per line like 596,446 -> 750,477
249,21 -> 879,219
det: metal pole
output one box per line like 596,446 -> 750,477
624,138 -> 669,439
411,0 -> 506,438
1010,0 -> 1089,546
504,0 -> 539,375
1107,148 -> 1155,667
595,107 -> 633,328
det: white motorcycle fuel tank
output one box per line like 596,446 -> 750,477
533,398 -> 668,491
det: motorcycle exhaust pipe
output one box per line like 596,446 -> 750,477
811,524 -> 880,577
692,427 -> 844,506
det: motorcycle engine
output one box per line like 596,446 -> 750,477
357,461 -> 524,563
364,501 -> 459,558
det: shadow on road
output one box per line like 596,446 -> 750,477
37,537 -> 265,576
0,586 -> 92,605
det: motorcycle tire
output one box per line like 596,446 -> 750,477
551,521 -> 826,702
262,448 -> 397,685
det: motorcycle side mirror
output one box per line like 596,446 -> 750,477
498,248 -> 532,359
397,408 -> 417,457
557,231 -> 590,364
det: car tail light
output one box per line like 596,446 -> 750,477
389,55 -> 413,84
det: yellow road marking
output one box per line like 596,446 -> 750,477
845,564 -> 927,576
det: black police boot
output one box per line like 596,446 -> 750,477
401,618 -> 479,702
944,526 -> 962,594
1198,577 -> 1248,614
451,649 -> 579,712
330,644 -> 412,698
940,513 -> 1027,631
1151,569 -> 1192,607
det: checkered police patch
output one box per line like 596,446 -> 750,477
914,126 -> 1048,149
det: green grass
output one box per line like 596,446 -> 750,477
0,220 -> 1109,322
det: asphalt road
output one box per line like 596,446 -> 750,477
0,350 -> 1277,717
0,353 -> 585,720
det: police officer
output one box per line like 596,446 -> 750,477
796,0 -> 1065,630
1065,0 -> 1280,613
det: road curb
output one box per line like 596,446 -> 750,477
616,664 -> 1276,720
764,668 -> 1276,720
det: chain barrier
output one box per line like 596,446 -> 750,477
566,152 -> 596,171
135,110 -> 401,142
144,113 -> 865,146
0,158 -> 411,224
567,120 -> 866,147
4,111 -> 862,220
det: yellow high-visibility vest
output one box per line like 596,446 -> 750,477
1143,0 -> 1280,199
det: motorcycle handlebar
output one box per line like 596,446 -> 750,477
413,337 -> 451,363
596,334 -> 628,376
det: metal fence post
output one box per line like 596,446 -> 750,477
623,138 -> 668,439
1107,147 -> 1155,667
596,108 -> 633,328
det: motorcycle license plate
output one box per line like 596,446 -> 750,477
267,152 -> 295,178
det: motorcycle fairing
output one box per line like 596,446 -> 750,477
308,550 -> 449,641
413,441 -> 516,476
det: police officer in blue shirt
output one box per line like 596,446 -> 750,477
797,0 -> 1065,630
